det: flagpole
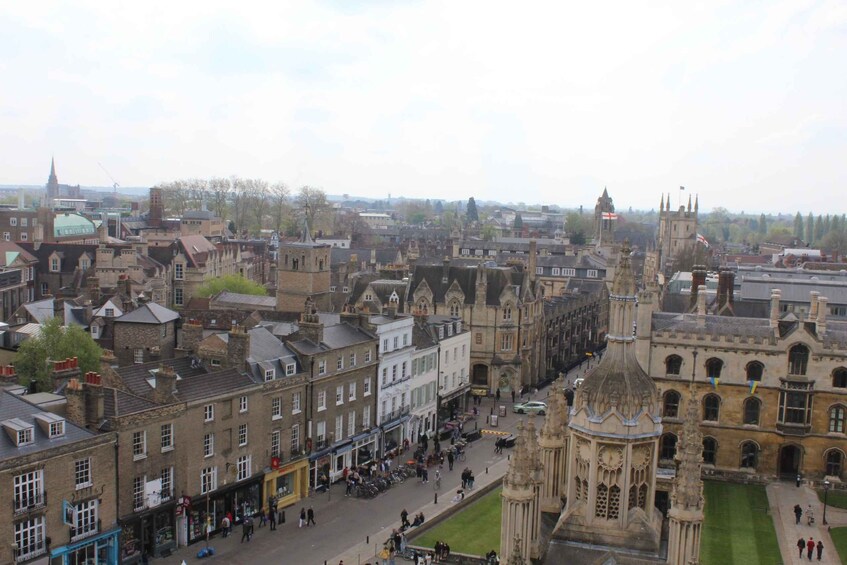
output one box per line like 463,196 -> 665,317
679,186 -> 685,210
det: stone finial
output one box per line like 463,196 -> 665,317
670,379 -> 705,511
505,421 -> 533,489
507,534 -> 525,565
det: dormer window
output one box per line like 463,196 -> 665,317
18,427 -> 33,445
174,263 -> 184,280
286,363 -> 296,376
3,418 -> 34,446
34,412 -> 65,438
105,308 -> 115,317
51,257 -> 60,272
264,368 -> 275,381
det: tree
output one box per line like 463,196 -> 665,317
565,212 -> 592,245
195,274 -> 268,298
815,214 -> 825,242
806,212 -> 815,243
794,212 -> 804,240
513,213 -> 523,233
268,182 -> 290,235
822,230 -> 847,256
758,214 -> 768,235
296,186 -> 331,231
466,197 -> 479,223
15,318 -> 103,392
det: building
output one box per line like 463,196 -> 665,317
1,386 -> 119,565
407,257 -> 544,395
543,279 -> 608,376
285,301 -> 380,486
0,242 -> 37,319
112,303 -> 180,366
593,187 -> 616,244
276,225 -> 332,314
654,193 -> 699,276
45,158 -> 82,201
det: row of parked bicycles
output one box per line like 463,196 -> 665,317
352,464 -> 418,499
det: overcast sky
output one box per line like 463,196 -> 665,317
1,1 -> 845,214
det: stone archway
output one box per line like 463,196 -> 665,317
778,444 -> 802,478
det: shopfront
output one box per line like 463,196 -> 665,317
351,431 -> 378,469
178,479 -> 262,546
51,527 -> 121,565
262,458 -> 309,513
120,504 -> 176,563
380,417 -> 408,458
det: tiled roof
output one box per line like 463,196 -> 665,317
115,303 -> 179,324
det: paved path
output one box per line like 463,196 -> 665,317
767,482 -> 841,564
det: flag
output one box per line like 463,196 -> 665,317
601,212 -> 618,220
709,376 -> 719,389
748,380 -> 758,394
697,233 -> 710,248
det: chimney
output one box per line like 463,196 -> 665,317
340,303 -> 359,327
181,320 -> 204,353
65,378 -> 86,427
696,285 -> 707,326
226,325 -> 251,370
808,291 -> 820,322
441,257 -> 450,285
475,262 -> 488,306
528,240 -> 538,282
0,365 -> 17,386
690,265 -> 707,311
154,364 -> 178,404
769,289 -> 782,328
87,275 -> 101,305
717,268 -> 735,311
83,372 -> 104,427
817,296 -> 828,336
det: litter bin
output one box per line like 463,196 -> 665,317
499,405 -> 507,417
490,414 -> 498,427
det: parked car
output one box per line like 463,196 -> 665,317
502,434 -> 517,448
512,401 -> 547,415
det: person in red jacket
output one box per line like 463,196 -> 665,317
806,537 -> 815,560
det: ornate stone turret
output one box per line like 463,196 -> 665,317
507,535 -> 525,565
539,376 -> 568,513
525,415 -> 544,558
553,241 -> 663,554
667,379 -> 705,564
500,421 -> 534,565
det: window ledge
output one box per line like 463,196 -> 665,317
161,446 -> 175,454
133,454 -> 147,462
272,415 -> 282,421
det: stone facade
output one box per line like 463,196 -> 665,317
113,316 -> 177,366
276,226 -> 332,313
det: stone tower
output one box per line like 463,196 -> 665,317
657,192 -> 699,274
593,187 -> 615,243
276,222 -> 332,313
500,421 -> 535,565
149,186 -> 165,228
667,378 -> 705,565
524,415 -> 544,559
552,241 -> 663,553
538,375 -> 568,514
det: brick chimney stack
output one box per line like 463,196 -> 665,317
226,325 -> 251,370
769,289 -> 782,329
817,296 -> 828,336
690,265 -> 707,311
154,364 -> 178,404
83,372 -> 104,427
180,320 -> 204,353
65,378 -> 85,427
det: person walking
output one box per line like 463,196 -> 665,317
307,506 -> 316,526
794,504 -> 803,525
447,450 -> 454,471
496,388 -> 501,402
241,516 -> 252,543
221,514 -> 230,538
269,506 -> 277,531
401,509 -> 410,529
807,537 -> 815,560
511,389 -> 516,403
816,540 -> 824,560
797,537 -> 806,558
299,507 -> 306,528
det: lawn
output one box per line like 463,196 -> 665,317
411,487 -> 502,557
701,481 -> 782,565
816,488 -> 847,510
831,527 -> 847,563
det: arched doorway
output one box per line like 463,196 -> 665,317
778,444 -> 802,478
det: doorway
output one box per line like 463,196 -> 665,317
779,444 -> 802,478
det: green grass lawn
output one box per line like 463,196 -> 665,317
831,527 -> 847,562
411,487 -> 502,556
816,488 -> 847,510
701,481 -> 782,565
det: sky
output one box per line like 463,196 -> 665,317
1,1 -> 846,214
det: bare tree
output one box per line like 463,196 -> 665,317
296,186 -> 330,232
162,180 -> 190,216
269,182 -> 290,235
247,179 -> 269,235
208,177 -> 231,221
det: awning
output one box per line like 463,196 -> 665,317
440,385 -> 470,403
334,442 -> 353,455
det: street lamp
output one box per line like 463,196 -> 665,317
823,479 -> 830,526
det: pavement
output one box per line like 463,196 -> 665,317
766,481 -> 845,564
156,361 -> 593,565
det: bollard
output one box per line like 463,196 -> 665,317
435,492 -> 438,504
486,467 -> 489,474
366,535 -> 369,544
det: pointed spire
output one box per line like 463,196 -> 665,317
541,377 -> 566,438
49,157 -> 57,181
666,193 -> 671,211
524,414 -> 543,479
670,377 -> 705,511
505,420 -> 533,488
687,194 -> 692,212
694,194 -> 699,213
660,193 -> 664,211
300,220 -> 314,244
602,186 -> 609,198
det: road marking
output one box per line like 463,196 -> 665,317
481,429 -> 509,436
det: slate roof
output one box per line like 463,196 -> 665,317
23,298 -> 55,323
331,247 -> 400,266
0,241 -> 37,266
407,263 -> 528,306
212,291 -> 276,310
287,322 -> 376,355
740,276 -> 847,304
115,302 -> 179,324
18,243 -> 97,274
0,388 -> 97,460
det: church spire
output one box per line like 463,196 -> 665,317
504,420 -> 533,488
694,194 -> 699,213
48,157 -> 57,183
300,220 -> 315,244
687,194 -> 692,212
660,193 -> 664,211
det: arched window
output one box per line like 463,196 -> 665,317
826,450 -> 843,477
663,391 -> 681,418
788,344 -> 809,376
702,437 -> 717,465
502,306 -> 512,321
740,442 -> 758,469
417,299 -> 429,314
665,355 -> 682,376
705,358 -> 723,380
660,433 -> 677,461
449,301 -> 461,317
746,361 -> 764,382
833,368 -> 847,388
829,405 -> 846,433
743,397 -> 761,425
703,394 -> 721,422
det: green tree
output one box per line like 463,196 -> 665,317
195,275 -> 268,298
466,197 -> 479,222
822,230 -> 847,255
758,213 -> 768,235
565,212 -> 592,245
794,212 -> 804,240
806,212 -> 815,243
815,214 -> 825,242
513,213 -> 523,233
15,318 -> 103,392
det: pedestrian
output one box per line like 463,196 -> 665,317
401,508 -> 410,529
346,478 -> 353,496
797,537 -> 806,558
443,542 -> 451,560
378,545 -> 391,565
796,474 -> 802,487
807,504 -> 815,525
807,537 -> 815,560
241,516 -> 252,543
422,468 -> 429,483
307,506 -> 316,526
434,541 -> 443,562
794,504 -> 803,524
259,508 -> 266,527
511,389 -> 515,403
496,388 -> 501,401
447,450 -> 454,471
221,515 -> 230,537
299,507 -> 306,528
468,470 -> 475,490
227,511 -> 234,535
269,507 -> 277,531
817,540 -> 824,560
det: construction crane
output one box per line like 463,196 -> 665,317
97,162 -> 120,193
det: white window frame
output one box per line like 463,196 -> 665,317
15,515 -> 46,561
133,475 -> 145,511
239,396 -> 248,413
364,377 -> 371,396
14,469 -> 44,512
286,363 -> 296,376
271,430 -> 281,456
272,397 -> 282,420
365,349 -> 372,363
174,263 -> 184,280
587,269 -> 598,278
133,348 -> 144,364
236,455 -> 251,481
200,466 -> 217,495
161,423 -> 174,452
349,382 -> 356,401
204,404 -> 215,422
336,385 -> 344,405
363,405 -> 371,428
349,352 -> 356,367
318,360 -> 327,375
238,423 -> 248,446
348,410 -> 356,437
160,467 -> 173,501
563,268 -> 576,277
292,392 -> 301,414
132,431 -> 147,460
552,267 -> 560,276
264,368 -> 275,381
72,499 -> 98,541
75,458 -> 92,489
317,390 -> 326,411
204,433 -> 214,458
336,356 -> 344,370
335,415 -> 343,441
